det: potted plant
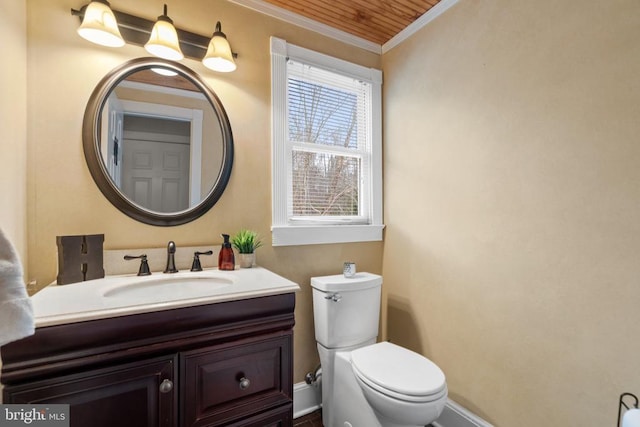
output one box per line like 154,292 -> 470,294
231,229 -> 263,268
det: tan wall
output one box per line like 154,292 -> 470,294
26,0 -> 382,383
0,0 -> 28,269
382,0 -> 640,425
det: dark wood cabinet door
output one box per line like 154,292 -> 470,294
180,332 -> 293,427
4,356 -> 177,427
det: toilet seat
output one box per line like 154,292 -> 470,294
353,365 -> 447,403
351,342 -> 446,403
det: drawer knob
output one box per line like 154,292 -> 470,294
239,377 -> 251,390
159,379 -> 173,394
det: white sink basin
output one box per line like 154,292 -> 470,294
31,267 -> 300,327
102,272 -> 233,301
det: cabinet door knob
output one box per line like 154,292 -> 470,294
159,379 -> 173,393
238,377 -> 251,390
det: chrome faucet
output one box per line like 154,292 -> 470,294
164,241 -> 178,273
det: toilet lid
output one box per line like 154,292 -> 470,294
351,342 -> 446,397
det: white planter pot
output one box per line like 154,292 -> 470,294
238,253 -> 256,268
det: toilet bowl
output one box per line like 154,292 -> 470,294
351,342 -> 447,427
312,273 -> 448,427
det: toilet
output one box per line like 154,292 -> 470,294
311,273 -> 447,427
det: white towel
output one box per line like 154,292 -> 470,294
0,228 -> 34,346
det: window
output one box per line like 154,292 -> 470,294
270,37 -> 384,246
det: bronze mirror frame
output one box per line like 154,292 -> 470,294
82,57 -> 234,226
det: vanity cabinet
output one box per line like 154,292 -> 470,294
1,293 -> 295,427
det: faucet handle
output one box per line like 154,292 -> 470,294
191,250 -> 213,272
124,254 -> 152,276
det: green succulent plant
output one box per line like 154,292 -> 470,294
231,229 -> 263,254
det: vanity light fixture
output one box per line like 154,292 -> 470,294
202,22 -> 237,73
75,0 -> 124,47
71,3 -> 238,72
144,4 -> 184,61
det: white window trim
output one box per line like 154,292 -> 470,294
270,37 -> 384,246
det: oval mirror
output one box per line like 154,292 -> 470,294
83,57 -> 233,226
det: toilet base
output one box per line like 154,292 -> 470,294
324,347 -> 445,427
318,341 -> 377,427
332,350 -> 381,427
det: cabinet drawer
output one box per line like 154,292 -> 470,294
181,332 -> 292,427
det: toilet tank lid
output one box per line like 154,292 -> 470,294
311,272 -> 382,292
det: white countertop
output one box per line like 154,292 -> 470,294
32,267 -> 300,327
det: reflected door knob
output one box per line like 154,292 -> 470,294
159,379 -> 173,393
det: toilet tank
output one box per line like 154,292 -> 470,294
311,273 -> 382,349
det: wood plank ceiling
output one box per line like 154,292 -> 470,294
261,0 -> 442,45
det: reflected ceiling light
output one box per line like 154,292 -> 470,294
144,4 -> 184,61
76,0 -> 125,47
151,67 -> 178,77
202,22 -> 237,73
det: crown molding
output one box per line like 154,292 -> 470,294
382,0 -> 460,53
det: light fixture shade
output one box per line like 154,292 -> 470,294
202,22 -> 236,73
144,5 -> 184,61
77,0 -> 125,47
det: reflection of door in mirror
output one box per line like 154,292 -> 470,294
103,76 -> 214,213
122,115 -> 191,212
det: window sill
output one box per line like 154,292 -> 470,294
271,224 -> 385,246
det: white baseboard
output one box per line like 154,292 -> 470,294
433,399 -> 494,427
293,382 -> 322,419
292,382 -> 492,427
